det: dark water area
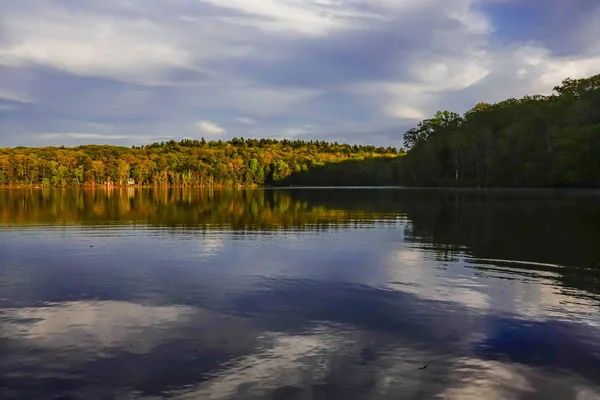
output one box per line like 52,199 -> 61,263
1,188 -> 600,400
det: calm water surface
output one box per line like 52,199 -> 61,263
1,188 -> 600,399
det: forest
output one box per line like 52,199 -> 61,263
281,72 -> 600,187
0,72 -> 599,188
399,73 -> 600,187
0,138 -> 399,187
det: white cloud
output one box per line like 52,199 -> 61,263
535,56 -> 600,91
198,0 -> 383,36
0,11 -> 188,85
196,120 -> 225,135
388,105 -> 427,120
0,0 -> 252,85
0,89 -> 32,103
337,1 -> 494,119
351,37 -> 600,121
237,117 -> 259,125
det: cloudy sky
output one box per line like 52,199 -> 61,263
1,0 -> 599,147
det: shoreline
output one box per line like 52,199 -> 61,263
2,185 -> 600,193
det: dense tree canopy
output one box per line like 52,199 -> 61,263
400,73 -> 600,187
0,138 -> 398,187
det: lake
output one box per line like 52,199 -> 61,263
1,188 -> 600,399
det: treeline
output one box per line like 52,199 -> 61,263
0,138 -> 399,187
399,73 -> 600,187
291,73 -> 600,188
2,73 -> 599,188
